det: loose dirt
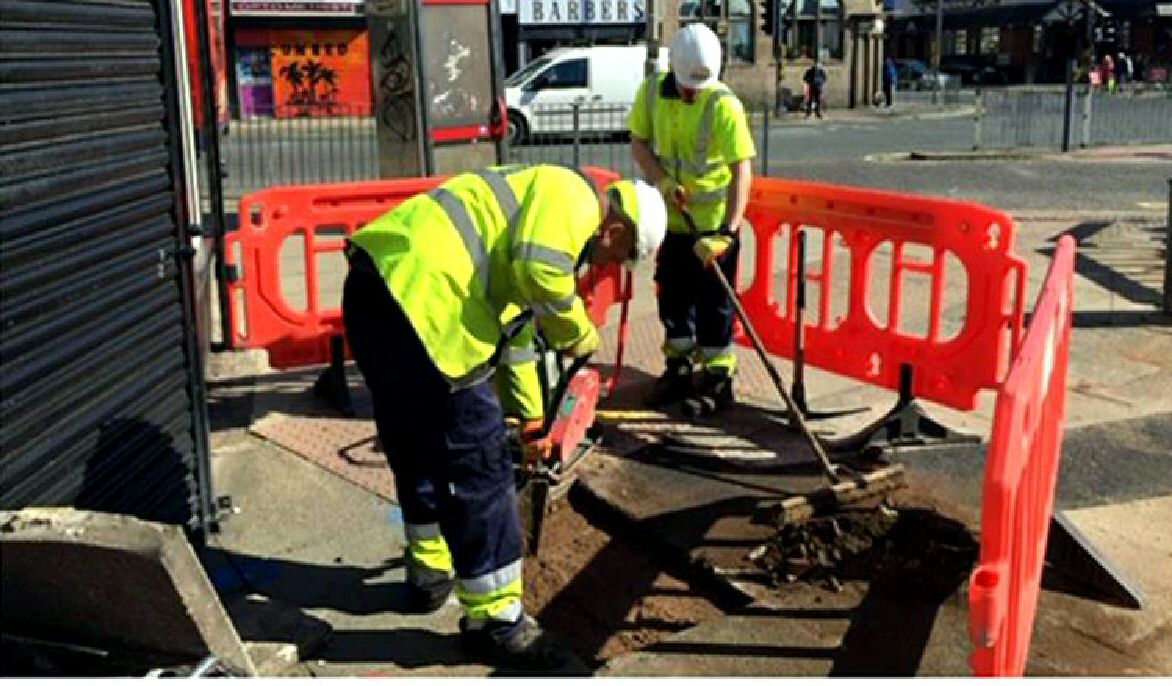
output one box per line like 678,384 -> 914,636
753,506 -> 978,600
521,495 -> 725,666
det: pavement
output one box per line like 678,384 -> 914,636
199,189 -> 1172,675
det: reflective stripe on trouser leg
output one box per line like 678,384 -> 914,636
405,522 -> 454,588
700,346 -> 737,375
655,233 -> 702,361
436,381 -> 525,626
457,559 -> 524,626
696,236 -> 740,375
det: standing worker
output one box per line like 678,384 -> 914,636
630,23 -> 757,414
342,164 -> 666,666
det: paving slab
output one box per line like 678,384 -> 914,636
206,427 -> 591,676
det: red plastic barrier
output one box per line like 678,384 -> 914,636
968,235 -> 1076,676
738,177 -> 1029,411
226,168 -> 624,370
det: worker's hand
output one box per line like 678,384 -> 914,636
562,327 -> 600,359
519,418 -> 552,470
694,235 -> 734,268
656,177 -> 691,209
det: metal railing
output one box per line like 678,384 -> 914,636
504,102 -> 638,178
221,104 -> 378,201
217,100 -> 786,201
975,86 -> 1172,150
504,100 -> 782,178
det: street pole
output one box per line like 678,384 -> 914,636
1062,58 -> 1075,152
816,0 -> 823,62
1164,178 -> 1172,314
934,0 -> 944,106
645,0 -> 660,77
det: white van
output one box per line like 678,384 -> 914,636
504,45 -> 668,143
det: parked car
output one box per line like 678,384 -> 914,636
504,45 -> 668,144
940,58 -> 1011,86
894,59 -> 957,91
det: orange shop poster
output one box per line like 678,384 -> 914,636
237,28 -> 372,117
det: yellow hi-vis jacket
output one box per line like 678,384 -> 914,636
347,164 -> 602,420
629,73 -> 757,234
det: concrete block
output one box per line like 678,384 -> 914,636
0,508 -> 256,676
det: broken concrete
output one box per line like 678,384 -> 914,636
0,508 -> 257,676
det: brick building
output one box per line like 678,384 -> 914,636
657,0 -> 889,108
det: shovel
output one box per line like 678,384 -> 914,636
679,208 -> 905,523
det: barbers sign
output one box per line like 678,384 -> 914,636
519,0 -> 646,25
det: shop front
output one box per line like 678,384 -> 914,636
512,0 -> 647,72
227,1 -> 373,117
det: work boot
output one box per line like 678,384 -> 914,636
459,614 -> 570,668
644,357 -> 694,408
406,576 -> 454,613
682,370 -> 735,418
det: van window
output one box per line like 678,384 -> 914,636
506,57 -> 551,87
530,58 -> 587,90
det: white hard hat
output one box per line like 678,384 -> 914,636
606,179 -> 666,263
671,23 -> 722,90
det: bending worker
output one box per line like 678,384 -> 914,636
342,164 -> 667,666
631,22 -> 757,413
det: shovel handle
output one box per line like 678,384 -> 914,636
679,209 -> 842,484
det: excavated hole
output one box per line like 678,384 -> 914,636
520,487 -> 733,668
754,506 -> 979,600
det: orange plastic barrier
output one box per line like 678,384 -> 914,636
738,177 -> 1029,411
968,235 -> 1076,676
225,168 -> 624,370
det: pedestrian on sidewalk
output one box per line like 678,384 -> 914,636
629,22 -> 757,415
803,61 -> 827,118
1103,53 -> 1117,94
342,164 -> 666,667
883,56 -> 897,108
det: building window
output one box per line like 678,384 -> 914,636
679,0 -> 756,64
777,0 -> 843,61
954,28 -> 969,56
980,27 -> 1000,55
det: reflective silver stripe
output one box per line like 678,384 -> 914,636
449,365 -> 495,391
666,337 -> 695,353
475,169 -> 518,220
646,74 -> 658,146
516,241 -> 575,273
696,89 -> 735,172
405,522 -> 442,541
690,188 -> 728,204
458,559 -> 523,595
429,187 -> 490,293
654,155 -> 726,177
499,346 -> 539,365
701,345 -> 736,360
531,294 -> 576,316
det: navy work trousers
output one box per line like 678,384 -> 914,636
654,232 -> 740,363
341,249 -> 522,584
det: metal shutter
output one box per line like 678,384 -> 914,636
1,0 -> 214,532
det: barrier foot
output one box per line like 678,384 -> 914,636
824,364 -> 980,454
313,335 -> 354,417
793,380 -> 869,421
1044,509 -> 1146,610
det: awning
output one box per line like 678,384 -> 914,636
1042,1 -> 1110,25
891,5 -> 1056,33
